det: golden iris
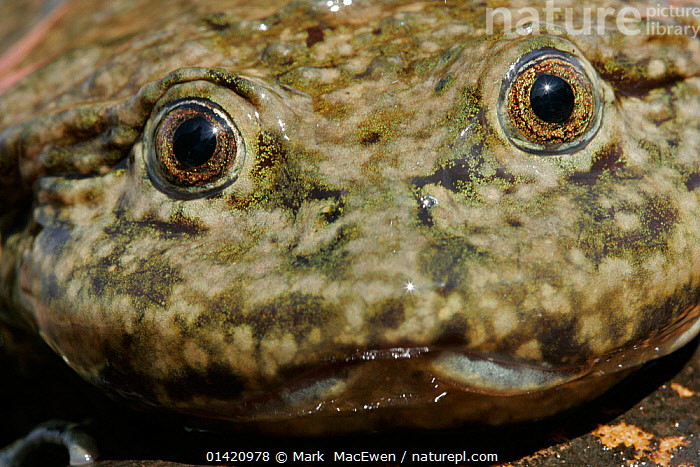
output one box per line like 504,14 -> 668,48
154,100 -> 237,188
501,49 -> 600,154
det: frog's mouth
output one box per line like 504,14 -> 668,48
179,302 -> 700,432
181,347 -> 629,433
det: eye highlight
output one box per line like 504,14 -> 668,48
499,49 -> 602,155
146,98 -> 244,198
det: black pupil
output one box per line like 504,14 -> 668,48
529,74 -> 575,124
172,116 -> 218,168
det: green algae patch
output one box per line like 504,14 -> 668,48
356,106 -> 411,147
313,98 -> 354,123
442,85 -> 481,133
578,194 -> 679,266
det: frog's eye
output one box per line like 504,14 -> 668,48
498,49 -> 602,154
146,98 -> 244,198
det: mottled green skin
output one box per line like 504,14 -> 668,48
1,0 -> 700,433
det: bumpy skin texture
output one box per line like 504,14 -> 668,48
1,0 -> 700,433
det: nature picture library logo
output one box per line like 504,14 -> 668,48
486,1 -> 700,37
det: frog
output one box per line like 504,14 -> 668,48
1,0 -> 699,443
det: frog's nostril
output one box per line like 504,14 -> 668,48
316,199 -> 344,224
418,195 -> 439,210
416,195 -> 439,227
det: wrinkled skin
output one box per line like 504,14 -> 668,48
1,0 -> 700,435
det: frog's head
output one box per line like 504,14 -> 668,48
1,1 -> 700,433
